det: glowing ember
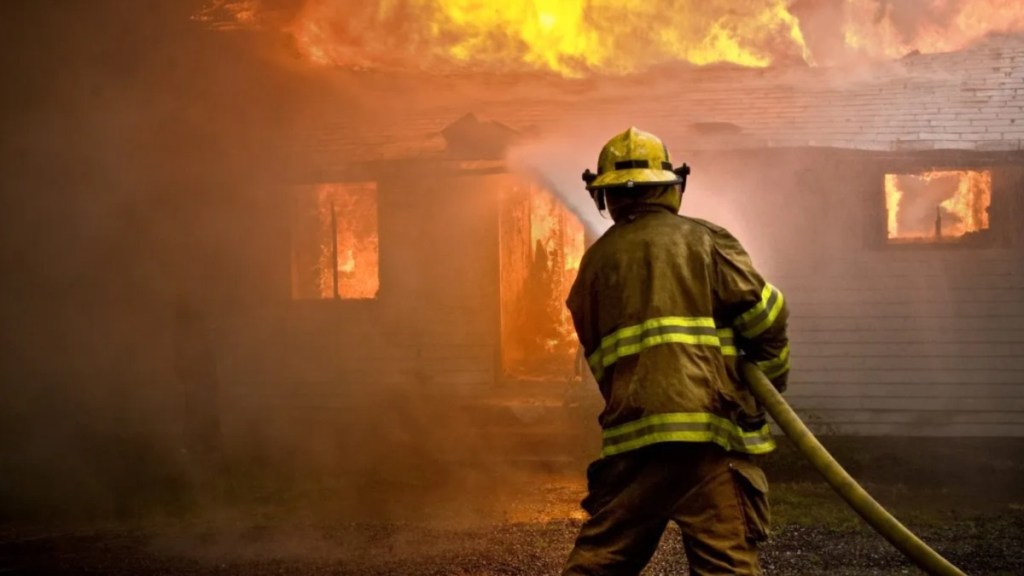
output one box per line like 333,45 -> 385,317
884,170 -> 991,242
500,182 -> 584,377
291,182 -> 379,299
197,1 -> 1024,75
191,0 -> 263,30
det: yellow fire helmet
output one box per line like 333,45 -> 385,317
582,127 -> 690,191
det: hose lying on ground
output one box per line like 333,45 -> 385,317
740,362 -> 967,576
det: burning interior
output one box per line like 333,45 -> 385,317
499,182 -> 584,379
290,170 -> 586,379
884,170 -> 992,244
291,182 -> 380,299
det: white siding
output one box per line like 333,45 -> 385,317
778,251 -> 1024,436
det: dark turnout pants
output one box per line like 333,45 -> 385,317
563,442 -> 770,576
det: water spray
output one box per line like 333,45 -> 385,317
507,139 -> 612,238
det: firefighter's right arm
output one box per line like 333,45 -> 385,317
711,228 -> 790,392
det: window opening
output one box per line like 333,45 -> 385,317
884,170 -> 991,244
291,182 -> 379,299
499,183 -> 584,379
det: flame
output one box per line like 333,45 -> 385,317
317,183 -> 379,298
528,185 -> 585,349
289,0 -> 811,75
500,181 -> 584,377
884,174 -> 903,238
191,0 -> 263,30
885,170 -> 991,241
939,171 -> 991,235
291,182 -> 379,299
197,1 -> 1024,74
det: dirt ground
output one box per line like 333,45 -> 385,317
1,437 -> 1022,575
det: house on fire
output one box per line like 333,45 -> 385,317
238,33 -> 1024,439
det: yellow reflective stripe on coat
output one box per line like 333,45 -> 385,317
602,412 -> 776,457
754,343 -> 790,380
717,327 -> 737,356
587,317 -> 734,381
734,283 -> 785,338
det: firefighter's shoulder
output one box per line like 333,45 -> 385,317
678,215 -> 738,240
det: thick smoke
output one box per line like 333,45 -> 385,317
4,1 -> 1021,568
0,1 -> 310,521
198,0 -> 1024,71
0,2 -> 594,540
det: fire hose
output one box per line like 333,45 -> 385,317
740,363 -> 967,576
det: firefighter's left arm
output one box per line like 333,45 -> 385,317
566,253 -> 597,371
711,228 -> 791,392
737,295 -> 790,392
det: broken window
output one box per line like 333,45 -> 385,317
291,182 -> 379,300
499,183 -> 584,379
884,170 -> 992,244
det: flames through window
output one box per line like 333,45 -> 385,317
291,182 -> 380,299
884,170 -> 992,243
499,183 -> 584,379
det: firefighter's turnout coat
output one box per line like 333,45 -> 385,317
568,206 -> 789,458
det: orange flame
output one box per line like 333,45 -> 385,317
197,1 -> 1024,74
500,182 -> 584,377
291,183 -> 379,299
317,183 -> 379,299
885,170 -> 991,241
884,174 -> 904,238
527,184 -> 585,350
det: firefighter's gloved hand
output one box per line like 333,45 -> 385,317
737,409 -> 768,431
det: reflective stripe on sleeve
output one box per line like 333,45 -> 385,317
734,283 -> 785,338
586,317 -> 734,381
717,327 -> 737,357
602,412 -> 776,457
754,343 -> 790,380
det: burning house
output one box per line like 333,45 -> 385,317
229,27 -> 1024,444
5,5 -> 1024,570
5,2 -> 1024,574
285,113 -> 583,381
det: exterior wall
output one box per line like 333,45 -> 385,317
221,149 -> 1024,440
768,151 -> 1024,436
206,162 -> 509,471
275,163 -> 502,396
297,35 -> 1024,169
682,147 -> 1024,436
282,33 -> 1024,441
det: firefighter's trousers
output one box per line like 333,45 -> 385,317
562,442 -> 770,576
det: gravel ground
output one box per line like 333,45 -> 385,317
2,487 -> 1021,576
3,438 -> 1021,575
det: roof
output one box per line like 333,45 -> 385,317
293,33 -> 1024,175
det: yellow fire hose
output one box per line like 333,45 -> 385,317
741,363 -> 967,576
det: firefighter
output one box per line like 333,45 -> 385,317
562,127 -> 790,576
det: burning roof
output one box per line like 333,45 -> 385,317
286,32 -> 1024,178
198,0 -> 1024,73
193,2 -> 1024,175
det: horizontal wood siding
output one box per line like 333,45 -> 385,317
227,168 -> 503,410
778,250 -> 1024,437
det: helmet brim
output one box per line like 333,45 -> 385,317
586,168 -> 682,191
